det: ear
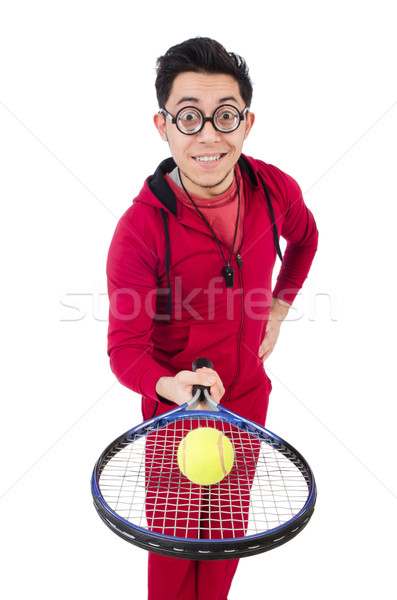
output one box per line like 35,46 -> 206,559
153,112 -> 168,142
243,111 -> 255,140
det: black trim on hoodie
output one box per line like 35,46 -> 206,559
148,157 -> 179,216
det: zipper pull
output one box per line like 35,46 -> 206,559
236,254 -> 243,268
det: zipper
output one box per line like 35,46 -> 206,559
225,253 -> 244,403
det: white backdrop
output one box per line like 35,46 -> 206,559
1,1 -> 396,598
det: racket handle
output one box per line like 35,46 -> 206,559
192,358 -> 213,371
191,359 -> 219,411
192,358 -> 213,396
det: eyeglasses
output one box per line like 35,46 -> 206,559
159,104 -> 249,135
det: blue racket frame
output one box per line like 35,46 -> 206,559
91,397 -> 317,560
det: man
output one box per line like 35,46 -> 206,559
106,37 -> 318,600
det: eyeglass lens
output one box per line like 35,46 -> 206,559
176,105 -> 241,134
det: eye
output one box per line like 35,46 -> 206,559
215,106 -> 239,131
219,110 -> 234,121
179,108 -> 200,123
177,107 -> 202,133
183,112 -> 197,121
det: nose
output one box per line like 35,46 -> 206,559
196,119 -> 222,142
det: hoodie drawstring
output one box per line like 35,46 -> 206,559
258,173 -> 284,266
160,208 -> 172,316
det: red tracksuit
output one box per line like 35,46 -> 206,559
106,153 -> 318,599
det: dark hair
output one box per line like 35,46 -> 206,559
155,37 -> 253,109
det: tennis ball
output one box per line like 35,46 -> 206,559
177,427 -> 234,486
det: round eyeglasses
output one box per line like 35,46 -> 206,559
159,104 -> 249,135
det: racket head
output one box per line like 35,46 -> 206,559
91,402 -> 316,560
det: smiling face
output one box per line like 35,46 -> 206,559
153,71 -> 255,198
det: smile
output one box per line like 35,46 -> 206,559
193,153 -> 226,163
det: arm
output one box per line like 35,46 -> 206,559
259,170 -> 318,361
272,173 -> 319,305
106,210 -> 173,400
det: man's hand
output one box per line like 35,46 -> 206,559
155,367 -> 225,409
258,297 -> 291,362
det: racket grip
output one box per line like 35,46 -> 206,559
189,359 -> 219,411
192,358 -> 213,371
192,358 -> 214,398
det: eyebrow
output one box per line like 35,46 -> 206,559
175,95 -> 240,106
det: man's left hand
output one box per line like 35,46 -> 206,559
258,297 -> 291,362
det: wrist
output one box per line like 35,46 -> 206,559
270,297 -> 291,321
155,376 -> 172,399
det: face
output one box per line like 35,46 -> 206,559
153,71 -> 255,198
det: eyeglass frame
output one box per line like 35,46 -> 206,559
159,104 -> 249,135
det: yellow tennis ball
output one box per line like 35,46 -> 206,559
177,427 -> 234,486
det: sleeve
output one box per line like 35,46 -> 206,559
106,210 -> 173,400
272,173 -> 319,305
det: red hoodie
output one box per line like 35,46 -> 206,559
106,154 -> 318,424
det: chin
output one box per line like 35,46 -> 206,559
195,173 -> 229,190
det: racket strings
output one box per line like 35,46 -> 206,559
98,416 -> 310,540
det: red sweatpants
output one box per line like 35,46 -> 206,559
148,553 -> 239,600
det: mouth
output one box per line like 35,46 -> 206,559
192,153 -> 226,165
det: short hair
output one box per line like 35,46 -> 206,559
155,37 -> 253,109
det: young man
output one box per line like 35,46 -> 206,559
106,37 -> 318,600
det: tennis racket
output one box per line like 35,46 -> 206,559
91,358 -> 317,560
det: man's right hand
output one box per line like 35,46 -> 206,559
155,367 -> 225,409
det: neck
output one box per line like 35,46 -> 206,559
178,168 -> 235,198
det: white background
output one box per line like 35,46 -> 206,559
1,1 -> 396,598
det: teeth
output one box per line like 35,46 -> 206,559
195,154 -> 223,162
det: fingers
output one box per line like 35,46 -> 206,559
258,339 -> 273,362
259,317 -> 282,362
172,368 -> 225,406
258,326 -> 279,362
176,368 -> 218,390
259,348 -> 273,362
194,367 -> 225,403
